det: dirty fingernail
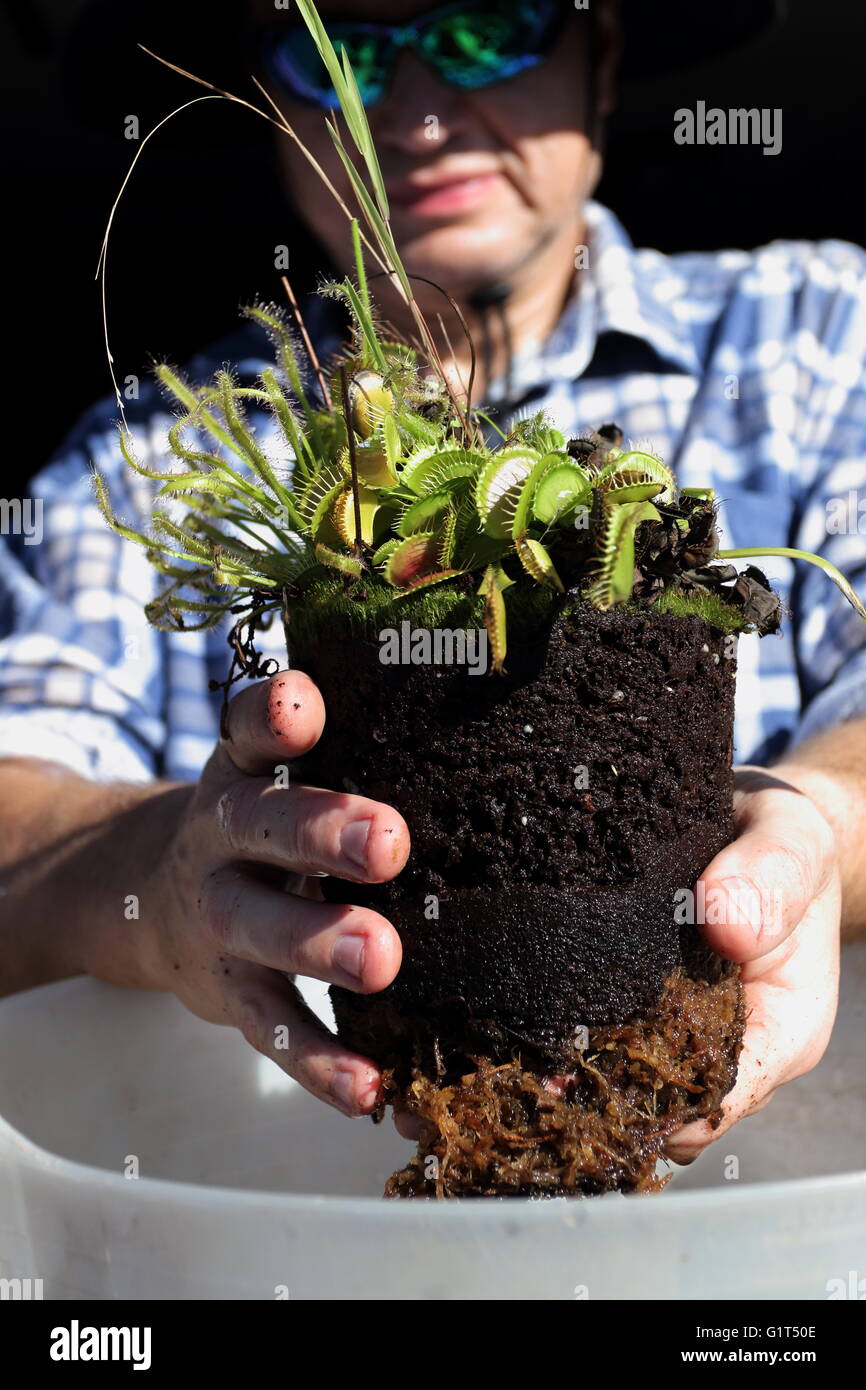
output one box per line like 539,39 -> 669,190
331,1066 -> 360,1113
665,1149 -> 699,1167
356,1077 -> 382,1113
332,933 -> 366,985
340,819 -> 372,872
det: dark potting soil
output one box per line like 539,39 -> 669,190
292,599 -> 745,1197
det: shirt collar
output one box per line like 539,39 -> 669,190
214,201 -> 702,400
485,200 -> 702,403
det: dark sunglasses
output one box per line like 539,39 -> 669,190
260,0 -> 565,110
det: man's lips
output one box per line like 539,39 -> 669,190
388,171 -> 501,217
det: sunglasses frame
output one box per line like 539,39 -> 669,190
260,0 -> 565,109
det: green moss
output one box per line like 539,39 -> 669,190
284,573 -> 749,665
284,574 -> 560,657
286,575 -> 478,649
649,583 -> 751,633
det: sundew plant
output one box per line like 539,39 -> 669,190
96,0 -> 866,679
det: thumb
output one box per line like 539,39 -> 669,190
696,772 -> 836,963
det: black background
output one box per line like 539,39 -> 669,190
3,0 -> 862,494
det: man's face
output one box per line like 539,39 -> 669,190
250,0 -> 619,297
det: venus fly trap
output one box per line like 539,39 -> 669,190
95,0 -> 865,681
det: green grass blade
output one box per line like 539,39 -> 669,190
351,218 -> 371,323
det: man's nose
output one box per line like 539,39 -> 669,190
371,49 -> 471,154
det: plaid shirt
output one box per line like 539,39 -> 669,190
2,201 -> 866,784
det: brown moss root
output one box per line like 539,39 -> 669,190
381,964 -> 745,1198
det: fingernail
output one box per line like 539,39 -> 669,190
332,933 -> 366,985
357,1078 -> 382,1113
331,1065 -> 359,1113
665,1149 -> 699,1167
340,819 -> 372,873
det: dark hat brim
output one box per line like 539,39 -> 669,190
620,0 -> 785,76
62,0 -> 787,133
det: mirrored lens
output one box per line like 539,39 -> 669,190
265,26 -> 388,106
421,0 -> 560,87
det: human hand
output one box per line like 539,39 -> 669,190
143,670 -> 410,1118
664,764 -> 842,1163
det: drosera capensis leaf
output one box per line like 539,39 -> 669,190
157,473 -> 237,498
243,303 -> 315,421
94,473 -> 207,566
117,427 -> 186,483
96,8 -> 866,659
156,365 -> 249,464
315,542 -> 364,577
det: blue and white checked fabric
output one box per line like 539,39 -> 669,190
2,201 -> 866,783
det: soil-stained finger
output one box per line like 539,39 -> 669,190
224,970 -> 384,1117
200,866 -> 402,992
213,779 -> 410,882
219,671 -> 326,775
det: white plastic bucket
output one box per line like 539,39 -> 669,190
0,945 -> 864,1300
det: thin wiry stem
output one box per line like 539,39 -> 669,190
437,313 -> 470,403
281,275 -> 332,410
137,44 -> 392,281
96,94 -> 223,431
249,69 -> 393,277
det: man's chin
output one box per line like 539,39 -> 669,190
394,224 -> 525,299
